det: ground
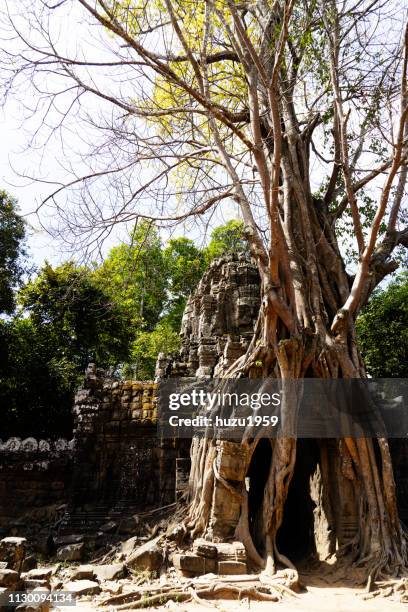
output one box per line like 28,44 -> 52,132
73,583 -> 408,611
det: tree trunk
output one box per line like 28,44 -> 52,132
183,333 -> 406,579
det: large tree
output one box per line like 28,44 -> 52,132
3,0 -> 408,577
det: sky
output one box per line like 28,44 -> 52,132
0,101 -> 62,266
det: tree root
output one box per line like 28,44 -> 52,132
100,581 -> 281,610
362,577 -> 408,603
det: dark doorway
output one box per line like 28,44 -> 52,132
276,439 -> 319,563
247,438 -> 272,557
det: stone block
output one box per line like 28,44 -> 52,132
126,537 -> 163,572
23,579 -> 50,591
70,565 -> 95,581
172,553 -> 217,576
93,563 -> 125,582
192,539 -> 218,559
56,543 -> 84,562
24,568 -> 55,581
215,541 -> 246,561
54,534 -> 83,547
218,561 -> 247,575
62,580 -> 100,596
0,569 -> 20,588
0,537 -> 27,572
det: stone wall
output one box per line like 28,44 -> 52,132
0,438 -> 73,526
71,364 -> 185,509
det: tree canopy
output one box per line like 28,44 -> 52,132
0,191 -> 27,314
356,274 -> 408,378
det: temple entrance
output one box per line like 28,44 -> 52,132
247,438 -> 272,557
276,439 -> 319,563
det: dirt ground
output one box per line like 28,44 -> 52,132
74,586 -> 407,611
74,576 -> 408,611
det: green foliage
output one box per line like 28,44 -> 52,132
19,262 -> 132,370
0,317 -> 76,436
124,320 -> 181,380
94,220 -> 167,331
0,191 -> 27,314
0,262 -> 133,437
164,237 -> 206,298
163,237 -> 206,330
356,274 -> 408,378
205,220 -> 249,262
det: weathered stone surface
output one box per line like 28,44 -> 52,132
192,539 -> 218,559
214,541 -> 246,561
217,561 -> 247,575
54,535 -> 83,546
33,535 -> 55,557
23,568 -> 55,581
99,521 -> 117,534
100,580 -> 123,595
0,537 -> 27,572
156,255 -> 260,380
120,537 -> 139,557
172,553 -> 217,576
118,515 -> 144,535
21,555 -> 37,572
56,543 -> 84,562
70,565 -> 95,581
126,537 -> 163,572
62,580 -> 100,596
0,569 -> 20,588
93,563 -> 125,582
23,579 -> 50,591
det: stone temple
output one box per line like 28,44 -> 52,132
0,255 -> 407,561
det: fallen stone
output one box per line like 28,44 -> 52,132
93,563 -> 125,582
126,537 -> 163,572
101,580 -> 123,595
23,579 -> 50,591
56,543 -> 84,562
21,555 -> 37,572
0,569 -> 20,588
167,524 -> 186,545
120,536 -> 138,557
0,537 -> 27,572
24,568 -> 55,581
70,565 -> 95,581
33,535 -> 55,557
118,515 -> 144,535
99,521 -> 117,534
193,539 -> 218,559
218,561 -> 247,575
54,535 -> 83,546
0,562 -> 7,569
62,579 -> 101,596
172,553 -> 217,576
0,586 -> 11,602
